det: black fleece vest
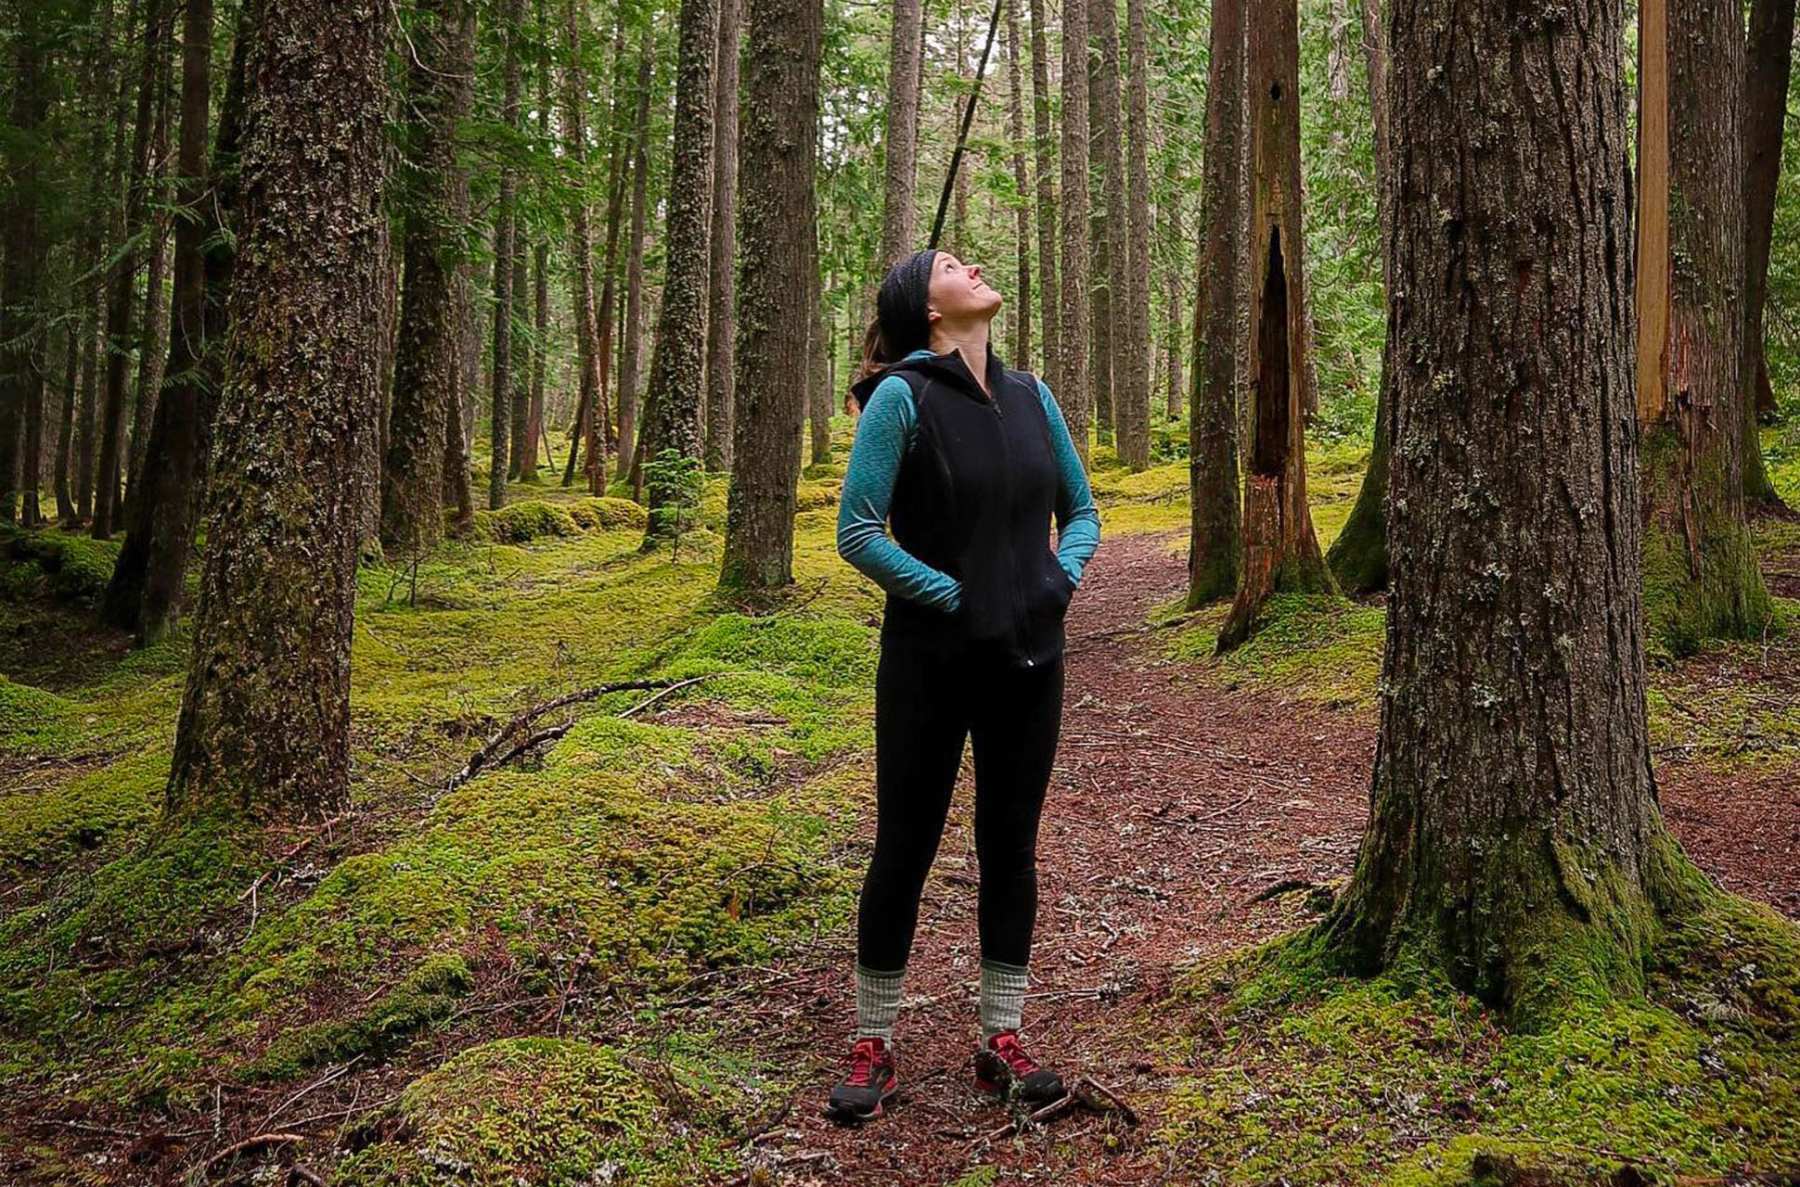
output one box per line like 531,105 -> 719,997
855,349 -> 1075,669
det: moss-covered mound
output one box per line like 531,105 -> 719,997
0,527 -> 120,606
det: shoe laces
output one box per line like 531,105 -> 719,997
988,1030 -> 1040,1076
845,1037 -> 886,1087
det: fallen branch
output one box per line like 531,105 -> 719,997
201,1131 -> 306,1174
970,1075 -> 1138,1146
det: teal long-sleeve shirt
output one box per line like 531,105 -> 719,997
835,354 -> 1102,614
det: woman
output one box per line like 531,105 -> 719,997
827,249 -> 1101,1122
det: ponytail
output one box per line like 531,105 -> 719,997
847,318 -> 892,415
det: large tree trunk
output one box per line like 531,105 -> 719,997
1216,0 -> 1334,652
720,0 -> 819,589
487,0 -> 525,510
1057,0 -> 1091,460
1088,0 -> 1124,444
618,36 -> 654,477
0,1 -> 50,526
704,0 -> 740,472
640,0 -> 719,540
166,0 -> 386,820
1322,0 -> 1688,1028
1116,0 -> 1151,469
1186,0 -> 1244,607
879,0 -> 922,266
1741,0 -> 1795,508
381,0 -> 475,556
1003,0 -> 1031,369
104,0 -> 248,643
1326,0 -> 1395,595
1634,0 -> 1773,653
1026,0 -> 1057,384
92,0 -> 168,540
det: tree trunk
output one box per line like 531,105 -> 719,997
1322,0 -> 1688,1029
640,0 -> 719,540
720,0 -> 819,589
124,61 -> 175,523
1027,0 -> 1057,385
879,0 -> 922,265
619,39 -> 654,477
1633,0 -> 1773,654
587,11 -> 632,488
518,12 -> 550,484
1116,0 -> 1151,469
488,0 -> 525,510
1088,0 -> 1124,444
559,0 -> 610,492
1326,0 -> 1396,594
1216,0 -> 1333,651
166,0 -> 386,820
1161,183 -> 1183,421
92,0 -> 168,540
442,258 -> 476,532
381,0 -> 474,556
704,0 -> 740,472
0,2 -> 50,526
1058,0 -> 1091,460
1186,0 -> 1244,607
808,263 -> 832,467
54,317 -> 79,523
1741,0 -> 1795,507
1004,0 -> 1032,369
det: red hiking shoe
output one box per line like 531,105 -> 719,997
973,1030 -> 1065,1104
825,1036 -> 899,1123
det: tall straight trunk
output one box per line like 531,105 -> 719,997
587,11 -> 632,486
443,256 -> 476,531
1634,0 -> 1773,653
368,213 -> 397,545
559,0 -> 609,491
105,0 -> 247,642
1323,0 -> 1696,1030
640,0 -> 719,539
808,262 -> 832,466
507,254 -> 530,479
1216,0 -> 1334,651
1116,0 -> 1151,469
1741,0 -> 1795,507
1160,181 -> 1183,421
1058,0 -> 1091,460
74,304 -> 99,521
488,0 -> 525,509
704,0 -> 740,472
55,316 -> 79,523
0,1 -> 50,526
950,4 -> 970,252
124,61 -> 175,521
71,0 -> 120,525
1088,0 -> 1124,443
1187,0 -> 1244,606
1004,0 -> 1031,369
92,0 -> 168,540
1027,0 -> 1057,386
166,0 -> 386,820
879,0 -> 923,265
720,0 -> 820,589
619,40 -> 653,474
518,10 -> 549,483
381,0 -> 476,556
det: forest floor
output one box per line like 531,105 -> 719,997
1,432 -> 1798,1186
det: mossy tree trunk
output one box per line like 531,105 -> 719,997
1187,0 -> 1245,607
1088,0 -> 1124,444
640,0 -> 718,542
1633,0 -> 1773,655
166,0 -> 387,820
1216,0 -> 1333,651
1026,0 -> 1057,384
719,0 -> 819,591
382,0 -> 475,557
879,0 -> 921,265
1741,0 -> 1795,508
1325,0 -> 1394,595
1116,0 -> 1152,470
704,0 -> 741,473
1322,0 -> 1692,1028
1057,0 -> 1090,461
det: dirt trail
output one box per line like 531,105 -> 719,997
724,529 -> 1800,1185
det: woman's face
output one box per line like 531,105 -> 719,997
927,252 -> 1003,328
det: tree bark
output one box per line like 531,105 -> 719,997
1161,181 -> 1183,421
720,0 -> 819,589
1057,0 -> 1091,461
619,37 -> 654,477
54,317 -> 79,524
640,0 -> 719,540
0,1 -> 50,526
1634,0 -> 1773,653
443,256 -> 476,531
1088,0 -> 1124,443
1116,0 -> 1151,469
558,0 -> 610,492
1004,0 -> 1032,369
1216,0 -> 1333,650
1322,0 -> 1688,1028
1026,0 -> 1057,385
587,11 -> 632,486
1741,0 -> 1795,507
879,0 -> 922,266
1187,0 -> 1244,606
488,0 -> 525,510
808,262 -> 832,467
704,0 -> 740,472
124,59 -> 175,522
166,0 -> 386,820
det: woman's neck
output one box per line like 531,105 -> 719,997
930,322 -> 991,394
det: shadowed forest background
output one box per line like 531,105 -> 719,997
2,0 -> 1800,1182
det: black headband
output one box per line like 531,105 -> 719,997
876,249 -> 937,360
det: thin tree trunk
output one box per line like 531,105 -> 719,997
879,0 -> 922,266
1058,0 -> 1091,460
587,10 -> 632,489
1117,0 -> 1151,469
1187,0 -> 1244,606
704,0 -> 740,472
54,315 -> 79,523
528,242 -> 548,477
1161,182 -> 1183,421
1004,0 -> 1031,369
720,0 -> 819,589
1027,0 -> 1057,386
443,258 -> 476,531
808,262 -> 832,467
71,0 -> 121,525
1088,0 -> 1124,444
167,0 -> 387,819
619,38 -> 654,476
559,0 -> 609,492
1216,0 -> 1334,650
0,0 -> 50,526
124,58 -> 175,521
1741,0 -> 1795,507
488,0 -> 524,510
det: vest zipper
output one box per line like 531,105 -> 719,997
984,388 -> 1032,667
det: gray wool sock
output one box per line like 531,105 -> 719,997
855,963 -> 905,1044
979,959 -> 1029,1040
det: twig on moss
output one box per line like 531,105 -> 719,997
200,1131 -> 306,1174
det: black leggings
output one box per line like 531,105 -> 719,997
856,638 -> 1066,972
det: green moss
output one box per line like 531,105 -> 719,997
0,527 -> 121,606
471,500 -> 580,544
1166,592 -> 1385,708
245,954 -> 473,1080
